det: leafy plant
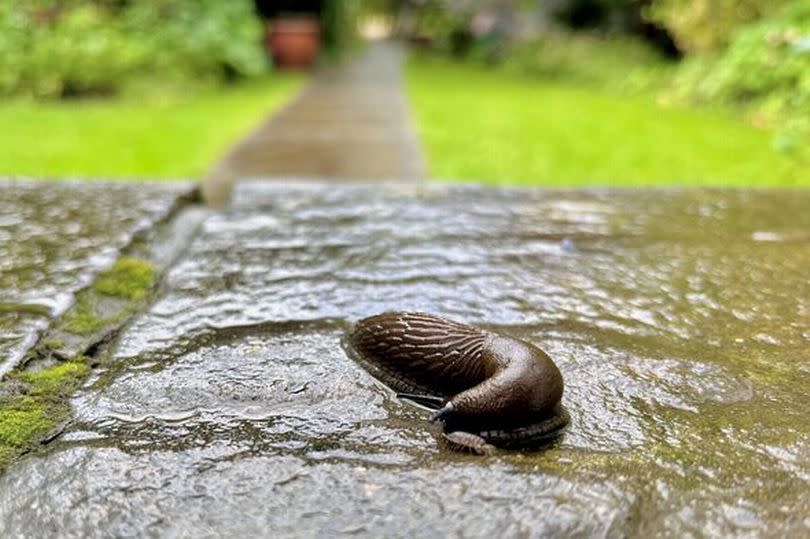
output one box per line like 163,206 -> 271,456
669,1 -> 810,140
0,0 -> 267,98
497,32 -> 673,93
647,0 -> 793,53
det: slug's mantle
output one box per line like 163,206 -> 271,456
348,312 -> 569,454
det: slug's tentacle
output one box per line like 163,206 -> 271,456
429,402 -> 454,423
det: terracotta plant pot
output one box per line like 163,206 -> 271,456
266,16 -> 321,69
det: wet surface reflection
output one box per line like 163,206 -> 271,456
0,179 -> 191,374
1,182 -> 808,537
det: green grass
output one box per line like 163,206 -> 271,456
0,75 -> 303,180
407,57 -> 808,187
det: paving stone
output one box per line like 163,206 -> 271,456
0,179 -> 192,375
2,183 -> 808,538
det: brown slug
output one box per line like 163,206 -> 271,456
348,312 -> 568,454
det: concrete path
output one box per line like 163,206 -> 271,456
202,42 -> 425,206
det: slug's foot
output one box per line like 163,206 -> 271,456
396,392 -> 445,410
442,431 -> 496,456
436,406 -> 570,452
484,407 -> 571,450
429,402 -> 454,423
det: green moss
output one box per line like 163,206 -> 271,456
0,256 -> 159,470
0,407 -> 51,448
42,338 -> 65,350
62,296 -> 107,336
0,445 -> 14,466
20,361 -> 89,397
0,360 -> 89,470
93,257 -> 155,301
61,256 -> 153,336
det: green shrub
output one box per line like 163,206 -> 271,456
0,1 -> 266,98
648,0 -> 792,53
322,0 -> 363,54
497,33 -> 672,92
670,1 -> 810,139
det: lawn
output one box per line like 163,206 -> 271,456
406,58 -> 809,187
0,75 -> 303,180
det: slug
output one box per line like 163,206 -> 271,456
348,312 -> 568,454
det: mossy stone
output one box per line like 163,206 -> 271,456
93,257 -> 155,301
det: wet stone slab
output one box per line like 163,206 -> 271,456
0,179 -> 192,375
1,183 -> 809,537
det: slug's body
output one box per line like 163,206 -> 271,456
348,312 -> 568,453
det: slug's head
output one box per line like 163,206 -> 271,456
427,333 -> 565,435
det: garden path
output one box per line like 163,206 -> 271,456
203,41 -> 424,206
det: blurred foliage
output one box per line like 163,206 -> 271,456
401,0 -> 796,56
482,33 -> 672,93
398,0 -> 463,40
0,0 -> 266,98
553,0 -> 633,29
321,0 -> 363,54
646,0 -> 793,53
668,1 -> 810,141
402,0 -> 810,141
